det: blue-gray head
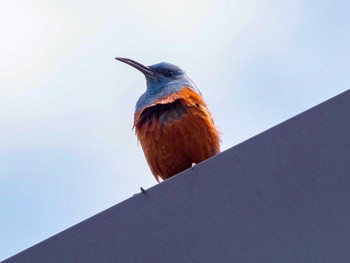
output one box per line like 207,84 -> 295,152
116,57 -> 201,112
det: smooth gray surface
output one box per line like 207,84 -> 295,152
3,90 -> 350,263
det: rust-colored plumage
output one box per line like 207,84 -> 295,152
116,57 -> 220,181
134,87 -> 220,181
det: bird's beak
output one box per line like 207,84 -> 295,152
115,57 -> 157,77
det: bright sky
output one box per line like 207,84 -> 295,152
1,0 -> 349,260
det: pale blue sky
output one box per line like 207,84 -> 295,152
1,0 -> 349,260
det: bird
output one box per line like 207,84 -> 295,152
116,57 -> 220,182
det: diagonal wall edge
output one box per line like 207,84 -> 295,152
3,90 -> 350,263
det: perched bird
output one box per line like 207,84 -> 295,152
116,57 -> 220,182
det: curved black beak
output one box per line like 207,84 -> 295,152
115,57 -> 157,77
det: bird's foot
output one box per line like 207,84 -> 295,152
133,187 -> 146,196
140,187 -> 146,194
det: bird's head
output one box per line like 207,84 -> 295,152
116,57 -> 201,112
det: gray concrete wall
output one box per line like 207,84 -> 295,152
3,90 -> 350,263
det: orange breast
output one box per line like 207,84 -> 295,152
134,87 -> 220,181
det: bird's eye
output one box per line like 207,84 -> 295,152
165,70 -> 175,77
